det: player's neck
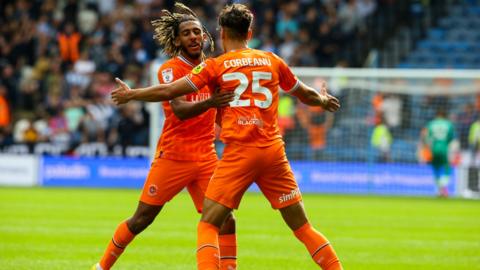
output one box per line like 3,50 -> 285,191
179,52 -> 201,66
224,40 -> 249,53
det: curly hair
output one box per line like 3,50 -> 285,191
151,2 -> 214,58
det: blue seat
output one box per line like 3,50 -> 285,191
397,62 -> 414,69
467,7 -> 480,16
474,32 -> 480,42
452,63 -> 468,69
452,54 -> 469,64
473,55 -> 480,64
432,41 -> 453,53
435,55 -> 448,65
447,29 -> 480,42
465,0 -> 480,6
428,28 -> 444,40
418,40 -> 435,51
449,6 -> 465,17
467,19 -> 480,28
439,18 -> 453,29
450,41 -> 473,52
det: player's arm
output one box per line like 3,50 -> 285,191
290,81 -> 340,112
111,77 -> 196,105
170,90 -> 235,120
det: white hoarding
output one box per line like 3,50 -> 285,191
0,154 -> 38,186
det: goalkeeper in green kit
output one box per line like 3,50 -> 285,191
422,109 -> 456,197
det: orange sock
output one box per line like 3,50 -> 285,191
99,221 -> 135,270
197,221 -> 220,270
294,223 -> 342,270
219,234 -> 237,270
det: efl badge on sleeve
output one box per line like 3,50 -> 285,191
162,68 -> 173,83
192,62 -> 207,74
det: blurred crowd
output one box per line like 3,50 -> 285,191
0,0 -> 378,155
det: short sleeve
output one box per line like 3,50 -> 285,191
186,58 -> 217,91
275,55 -> 299,92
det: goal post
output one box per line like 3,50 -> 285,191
288,67 -> 480,198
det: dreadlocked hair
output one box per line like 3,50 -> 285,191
151,2 -> 214,58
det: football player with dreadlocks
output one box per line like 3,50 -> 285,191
91,3 -> 236,270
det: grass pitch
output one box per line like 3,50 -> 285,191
0,187 -> 479,270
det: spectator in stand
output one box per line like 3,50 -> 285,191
48,107 -> 70,144
23,119 -> 39,153
278,31 -> 298,65
0,0 -> 381,157
0,84 -> 11,129
338,0 -> 361,35
1,63 -> 20,110
0,84 -> 12,149
316,22 -> 338,67
276,2 -> 300,39
57,22 -> 82,64
79,109 -> 104,143
112,102 -> 148,151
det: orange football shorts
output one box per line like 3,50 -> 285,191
205,140 -> 302,209
140,157 -> 217,212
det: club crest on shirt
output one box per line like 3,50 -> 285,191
162,68 -> 173,83
192,62 -> 207,74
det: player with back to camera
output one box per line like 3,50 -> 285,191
92,3 -> 237,270
111,3 -> 343,270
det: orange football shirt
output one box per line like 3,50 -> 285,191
186,48 -> 299,147
155,55 -> 216,161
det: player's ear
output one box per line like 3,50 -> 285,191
202,32 -> 207,42
220,28 -> 225,40
174,36 -> 181,47
247,29 -> 253,41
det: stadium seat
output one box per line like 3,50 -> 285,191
428,28 -> 444,40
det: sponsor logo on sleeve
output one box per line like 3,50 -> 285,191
162,68 -> 174,83
192,62 -> 207,74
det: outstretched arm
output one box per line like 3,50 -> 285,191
290,81 -> 340,112
111,77 -> 196,105
171,90 -> 235,120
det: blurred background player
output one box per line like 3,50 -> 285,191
371,116 -> 392,163
468,114 -> 480,165
92,3 -> 236,270
111,3 -> 342,270
422,109 -> 456,197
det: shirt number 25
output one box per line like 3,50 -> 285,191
222,71 -> 272,109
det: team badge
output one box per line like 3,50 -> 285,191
162,68 -> 173,83
147,184 -> 158,196
192,62 -> 207,74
